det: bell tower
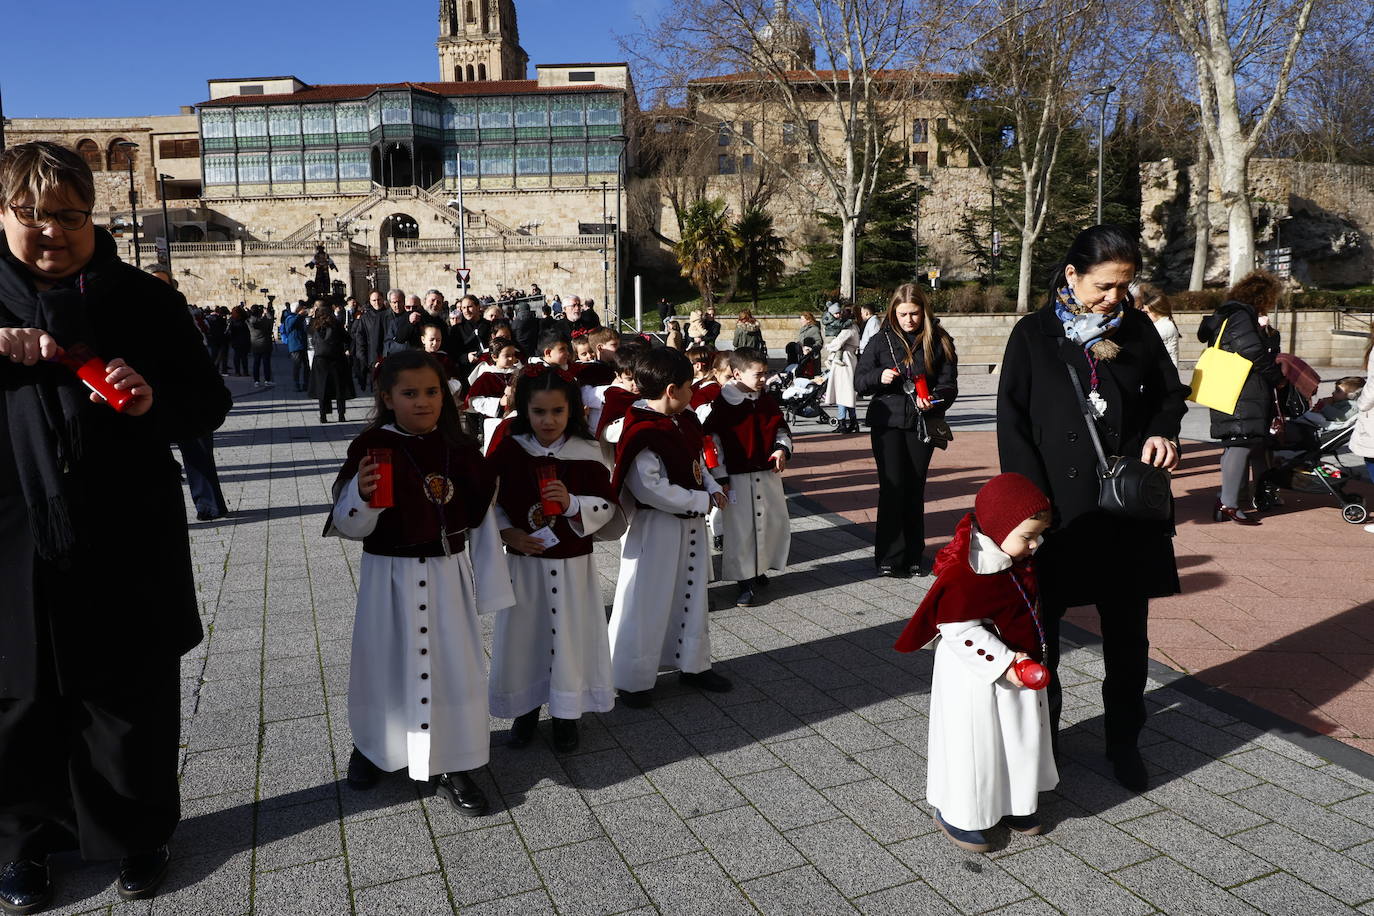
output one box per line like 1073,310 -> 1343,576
439,0 -> 530,82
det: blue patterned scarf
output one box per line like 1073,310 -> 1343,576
1054,286 -> 1123,361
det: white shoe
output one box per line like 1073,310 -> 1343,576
252,381 -> 262,388
263,381 -> 275,387
1364,524 -> 1374,534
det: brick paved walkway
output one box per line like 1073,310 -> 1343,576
36,355 -> 1374,915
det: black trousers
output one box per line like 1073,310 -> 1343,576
252,351 -> 273,383
291,351 -> 311,390
0,662 -> 182,862
176,435 -> 227,516
869,427 -> 935,570
1043,596 -> 1151,754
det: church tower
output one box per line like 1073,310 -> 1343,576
754,0 -> 815,70
438,0 -> 529,82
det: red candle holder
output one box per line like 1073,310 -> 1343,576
1015,658 -> 1050,690
54,344 -> 132,412
536,463 -> 562,517
367,448 -> 394,508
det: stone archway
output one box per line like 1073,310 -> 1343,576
371,142 -> 415,188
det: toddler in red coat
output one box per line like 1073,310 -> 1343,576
895,473 -> 1059,852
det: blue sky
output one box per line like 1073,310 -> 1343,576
2,0 -> 657,118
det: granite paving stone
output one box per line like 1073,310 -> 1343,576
851,881 -> 963,916
1228,873 -> 1364,916
1225,748 -> 1366,806
1234,822 -> 1374,903
822,778 -> 931,845
769,734 -> 873,789
251,856 -> 351,916
786,816 -> 914,897
508,783 -> 605,852
1113,855 -> 1267,916
632,851 -> 757,916
350,872 -> 453,916
438,824 -> 542,907
341,810 -> 440,889
686,805 -> 805,882
531,838 -> 648,915
594,794 -> 701,866
743,864 -> 861,915
995,845 -> 1154,915
1117,810 -> 1272,885
1230,783 -> 1374,850
731,766 -> 842,831
889,830 -> 1035,913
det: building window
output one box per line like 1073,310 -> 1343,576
203,155 -> 236,185
233,107 -> 268,147
911,150 -> 929,172
516,144 -> 549,176
937,148 -> 948,168
479,144 -> 514,179
237,153 -> 269,184
305,151 -> 337,181
479,97 -> 513,130
238,85 -> 264,96
741,121 -> 754,142
465,0 -> 475,22
478,64 -> 487,81
159,138 -> 201,159
807,120 -> 819,145
381,94 -> 412,126
742,153 -> 754,171
269,106 -> 302,142
718,154 -> 735,175
568,71 -> 596,82
781,121 -> 797,145
550,96 -> 585,137
338,149 -> 370,180
936,118 -> 947,138
76,139 -> 103,170
107,138 -> 135,169
271,151 -> 302,184
718,122 -> 731,146
587,141 -> 617,173
912,119 -> 928,144
551,142 -> 585,175
466,65 -> 476,82
302,105 -> 335,143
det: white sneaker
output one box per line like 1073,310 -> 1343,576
1364,524 -> 1374,534
264,381 -> 275,387
253,381 -> 262,388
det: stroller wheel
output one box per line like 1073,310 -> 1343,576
826,416 -> 840,428
1341,503 -> 1369,525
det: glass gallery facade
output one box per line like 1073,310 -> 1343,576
197,83 -> 626,199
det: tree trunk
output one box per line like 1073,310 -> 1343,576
1189,137 -> 1210,291
1015,233 -> 1036,313
840,214 -> 859,304
1218,153 -> 1253,284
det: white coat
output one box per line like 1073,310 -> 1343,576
1151,315 -> 1181,367
332,461 -> 515,781
1350,346 -> 1374,459
925,530 -> 1058,831
824,325 -> 860,408
608,422 -> 723,692
488,435 -> 627,720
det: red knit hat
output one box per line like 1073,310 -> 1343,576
974,473 -> 1051,545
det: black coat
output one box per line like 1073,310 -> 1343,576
997,303 -> 1188,607
0,230 -> 231,696
228,316 -> 250,351
1197,301 -> 1284,444
309,323 -> 357,400
353,307 -> 389,370
512,307 -> 540,358
854,325 -> 959,430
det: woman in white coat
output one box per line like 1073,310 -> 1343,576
1351,331 -> 1374,534
825,307 -> 860,433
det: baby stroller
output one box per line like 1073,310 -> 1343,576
1257,418 -> 1366,524
768,368 -> 836,427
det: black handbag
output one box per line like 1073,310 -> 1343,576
884,332 -> 953,448
1064,365 -> 1173,521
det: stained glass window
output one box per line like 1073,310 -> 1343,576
516,144 -> 548,175
586,96 -> 621,126
305,151 -> 337,181
414,96 -> 442,130
234,107 -> 267,147
202,109 -> 234,151
550,96 -> 583,138
204,155 -> 236,184
381,93 -> 411,125
336,103 -> 367,143
479,144 -> 513,178
268,106 -> 301,141
271,151 -> 302,183
237,153 -> 269,183
587,141 -> 617,173
551,142 -> 585,174
479,98 -> 512,129
338,149 -> 370,180
303,105 -> 334,141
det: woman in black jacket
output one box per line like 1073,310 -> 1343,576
854,282 -> 958,577
1196,271 -> 1285,524
227,305 -> 250,376
996,225 -> 1187,792
308,304 -> 356,422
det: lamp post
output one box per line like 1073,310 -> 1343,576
1089,85 -> 1116,225
117,141 -> 140,267
599,179 -> 610,315
610,133 -> 630,328
157,172 -> 173,273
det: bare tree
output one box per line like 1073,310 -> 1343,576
636,103 -> 718,234
625,0 -> 960,303
1159,0 -> 1318,285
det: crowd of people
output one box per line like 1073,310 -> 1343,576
3,138 -> 1374,910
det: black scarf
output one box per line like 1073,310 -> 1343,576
0,230 -> 110,563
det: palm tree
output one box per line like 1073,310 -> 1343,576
735,207 -> 787,310
675,198 -> 740,307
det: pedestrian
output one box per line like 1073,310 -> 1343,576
664,320 -> 684,350
857,301 -> 882,354
488,367 -> 626,753
732,309 -> 766,352
205,305 -> 229,373
1197,271 -> 1286,525
0,140 -> 232,908
855,284 -> 958,577
248,304 -> 275,387
326,349 -> 515,816
607,348 -> 731,708
1137,284 -> 1180,368
701,347 -> 793,608
307,303 -> 356,423
789,311 -> 824,377
228,305 -> 250,376
893,473 -> 1058,853
283,303 -> 310,391
996,224 -> 1186,792
1352,329 -> 1374,534
824,306 -> 861,432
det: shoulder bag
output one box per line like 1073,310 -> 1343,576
884,332 -> 952,448
1188,318 -> 1252,414
1064,364 -> 1172,522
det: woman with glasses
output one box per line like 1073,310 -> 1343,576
0,142 -> 230,908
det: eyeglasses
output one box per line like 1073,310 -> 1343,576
9,205 -> 93,231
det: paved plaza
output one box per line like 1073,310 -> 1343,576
36,354 -> 1374,915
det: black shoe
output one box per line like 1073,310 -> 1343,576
434,770 -> 489,817
754,574 -> 770,589
680,669 -> 733,693
116,846 -> 169,901
319,413 -> 329,423
347,746 -> 382,789
911,561 -> 932,578
0,859 -> 50,915
195,509 -> 218,522
877,565 -> 910,578
736,584 -> 759,607
337,412 -> 346,423
552,717 -> 579,753
618,688 -> 654,709
508,709 -> 539,748
1108,747 -> 1148,793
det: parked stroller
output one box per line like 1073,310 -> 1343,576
768,368 -> 836,427
1257,419 -> 1367,524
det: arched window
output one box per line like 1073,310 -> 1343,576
76,139 -> 103,171
455,65 -> 464,81
465,0 -> 475,22
466,65 -> 475,81
108,138 -> 136,170
478,63 -> 487,81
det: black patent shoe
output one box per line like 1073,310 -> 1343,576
508,708 -> 539,748
877,565 -> 910,578
753,574 -> 770,589
551,717 -> 580,753
347,746 -> 382,789
0,859 -> 50,915
435,770 -> 489,817
1108,747 -> 1148,793
618,688 -> 653,709
735,585 -> 759,607
116,846 -> 169,901
680,668 -> 733,693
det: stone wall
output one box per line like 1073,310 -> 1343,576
1141,158 -> 1374,289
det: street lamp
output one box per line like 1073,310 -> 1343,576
609,133 -> 630,327
157,172 -> 173,273
600,179 -> 610,314
117,141 -> 140,267
1089,85 -> 1116,225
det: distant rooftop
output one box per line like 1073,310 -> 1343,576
199,79 -> 619,107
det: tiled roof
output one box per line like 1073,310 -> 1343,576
199,80 -> 618,107
690,69 -> 958,85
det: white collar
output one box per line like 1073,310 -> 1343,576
513,432 -> 609,466
382,422 -> 432,438
721,383 -> 758,405
968,527 -> 1014,573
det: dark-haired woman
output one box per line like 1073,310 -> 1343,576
996,225 -> 1187,792
227,305 -> 250,376
1197,271 -> 1285,524
487,367 -> 627,753
855,283 -> 958,577
307,303 -> 356,423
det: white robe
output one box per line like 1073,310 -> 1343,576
331,460 -> 515,781
608,431 -> 723,692
824,326 -> 859,408
488,435 -> 627,720
925,531 -> 1058,831
706,384 -> 794,582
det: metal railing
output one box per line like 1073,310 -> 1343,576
1333,307 -> 1374,336
391,234 -> 610,253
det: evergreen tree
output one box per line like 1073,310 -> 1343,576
675,198 -> 740,307
735,208 -> 787,310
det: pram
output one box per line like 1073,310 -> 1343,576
1257,417 -> 1367,524
767,368 -> 837,427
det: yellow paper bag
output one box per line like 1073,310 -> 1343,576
1187,319 -> 1252,414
